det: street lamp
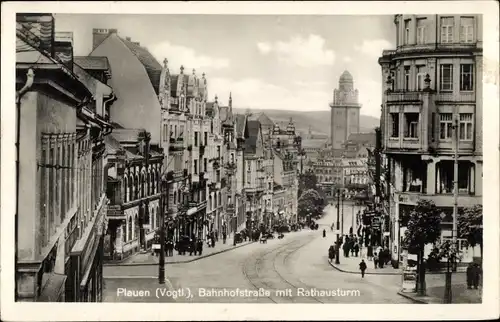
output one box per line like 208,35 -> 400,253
335,189 -> 341,264
159,171 -> 174,284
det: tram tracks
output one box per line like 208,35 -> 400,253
241,233 -> 326,303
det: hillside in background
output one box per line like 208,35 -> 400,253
234,108 -> 380,136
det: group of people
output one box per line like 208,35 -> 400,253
367,245 -> 391,269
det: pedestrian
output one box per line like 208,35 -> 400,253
472,263 -> 481,289
223,232 -> 227,244
359,259 -> 367,278
189,238 -> 195,256
328,245 -> 335,262
215,229 -> 219,242
211,235 -> 216,248
354,243 -> 360,257
466,262 -> 474,289
323,229 -> 326,238
367,245 -> 373,261
197,239 -> 203,256
373,252 -> 378,269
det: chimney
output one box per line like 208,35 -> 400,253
92,28 -> 117,51
126,37 -> 131,41
54,31 -> 74,69
132,42 -> 140,46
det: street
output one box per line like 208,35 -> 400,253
103,205 -> 410,303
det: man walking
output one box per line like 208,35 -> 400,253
359,259 -> 367,278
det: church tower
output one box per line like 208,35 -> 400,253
329,70 -> 361,149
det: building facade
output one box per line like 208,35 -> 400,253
103,130 -> 163,260
378,14 -> 483,263
15,14 -> 113,302
330,71 -> 362,149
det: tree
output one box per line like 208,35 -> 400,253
299,169 -> 318,196
298,189 -> 325,221
402,199 -> 442,295
457,204 -> 483,261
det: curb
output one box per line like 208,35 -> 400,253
328,259 -> 401,276
104,241 -> 255,267
397,291 -> 429,304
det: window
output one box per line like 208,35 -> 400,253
404,113 -> 419,138
179,125 -> 184,138
460,17 -> 474,43
404,19 -> 411,44
204,132 -> 208,146
459,113 -> 473,141
440,17 -> 454,43
416,18 -> 426,44
404,67 -> 411,91
203,158 -> 207,172
458,161 -> 473,193
439,113 -> 453,140
194,160 -> 198,174
416,66 -> 426,91
390,113 -> 399,138
194,132 -> 198,146
440,64 -> 453,91
460,64 -> 474,91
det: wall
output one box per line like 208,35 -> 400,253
91,34 -> 161,144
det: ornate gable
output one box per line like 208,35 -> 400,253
158,58 -> 171,109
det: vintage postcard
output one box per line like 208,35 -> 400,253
1,1 -> 499,321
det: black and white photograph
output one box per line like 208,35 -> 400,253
1,1 -> 499,321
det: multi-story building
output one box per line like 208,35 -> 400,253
103,130 -> 163,259
330,71 -> 362,149
235,114 -> 250,231
88,29 -> 171,258
15,14 -> 114,302
379,14 -> 483,263
161,61 -> 190,242
242,120 -> 269,230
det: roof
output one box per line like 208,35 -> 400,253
301,138 -> 328,149
74,56 -> 109,70
245,120 -> 261,154
111,128 -> 143,143
170,75 -> 179,96
346,132 -> 376,146
235,114 -> 247,139
120,37 -> 162,95
340,70 -> 353,82
257,113 -> 274,127
105,134 -> 124,154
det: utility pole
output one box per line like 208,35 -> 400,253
445,116 -> 460,303
341,188 -> 344,236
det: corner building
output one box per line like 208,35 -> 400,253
379,14 -> 483,264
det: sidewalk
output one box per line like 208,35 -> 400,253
328,251 -> 482,304
398,274 -> 482,304
104,240 -> 254,266
329,253 -> 401,275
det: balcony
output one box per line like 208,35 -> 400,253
386,91 -> 422,104
395,191 -> 481,208
386,137 -> 422,151
435,92 -> 476,103
169,137 -> 184,152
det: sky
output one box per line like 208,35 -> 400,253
54,14 -> 395,118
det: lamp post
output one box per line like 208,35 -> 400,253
444,116 -> 460,303
159,171 -> 173,284
335,189 -> 341,264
